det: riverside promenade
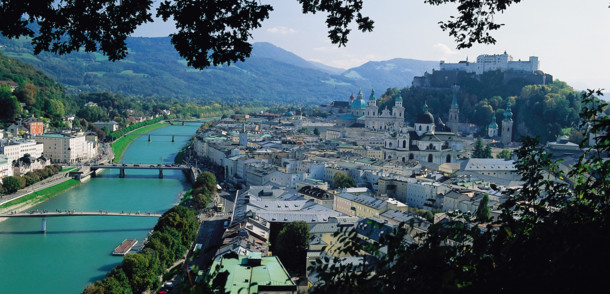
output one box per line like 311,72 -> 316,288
0,143 -> 114,211
0,172 -> 73,209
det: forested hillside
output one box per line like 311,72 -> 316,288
0,52 -> 75,123
378,79 -> 582,142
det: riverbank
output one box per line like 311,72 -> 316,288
0,179 -> 81,220
0,122 -> 203,294
112,121 -> 169,163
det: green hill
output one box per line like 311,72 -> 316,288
0,51 -> 75,122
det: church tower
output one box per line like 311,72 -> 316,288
392,95 -> 405,130
488,112 -> 498,138
366,89 -> 379,130
501,100 -> 513,145
447,84 -> 460,133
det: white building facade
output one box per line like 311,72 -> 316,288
0,139 -> 44,164
35,133 -> 97,164
0,155 -> 13,180
440,52 -> 539,75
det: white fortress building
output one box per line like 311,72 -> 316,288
440,52 -> 539,75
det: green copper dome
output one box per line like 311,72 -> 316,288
415,102 -> 434,124
489,113 -> 498,129
503,100 -> 513,122
351,98 -> 367,109
395,95 -> 403,102
356,89 -> 364,100
369,89 -> 376,100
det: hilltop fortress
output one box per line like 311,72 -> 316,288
413,52 -> 552,89
440,51 -> 539,74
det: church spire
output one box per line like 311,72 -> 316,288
504,100 -> 513,121
451,84 -> 459,107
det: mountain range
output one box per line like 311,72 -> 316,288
0,36 -> 438,105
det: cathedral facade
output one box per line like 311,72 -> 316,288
336,89 -> 404,130
364,90 -> 404,131
382,103 -> 465,164
334,90 -> 465,164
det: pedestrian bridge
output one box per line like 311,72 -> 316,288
0,211 -> 163,232
0,211 -> 162,218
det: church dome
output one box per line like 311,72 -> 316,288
415,102 -> 434,124
351,91 -> 367,109
369,89 -> 376,100
416,112 -> 434,124
284,111 -> 294,117
351,99 -> 367,109
395,95 -> 403,102
489,113 -> 498,129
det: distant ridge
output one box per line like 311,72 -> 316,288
0,36 -> 437,104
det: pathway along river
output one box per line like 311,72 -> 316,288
0,123 -> 201,293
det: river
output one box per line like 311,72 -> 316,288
0,123 -> 201,293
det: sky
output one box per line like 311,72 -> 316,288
133,0 -> 610,92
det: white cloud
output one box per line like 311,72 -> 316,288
329,58 -> 368,69
433,43 -> 458,56
266,26 -> 296,35
364,54 -> 382,60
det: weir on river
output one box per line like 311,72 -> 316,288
0,122 -> 202,294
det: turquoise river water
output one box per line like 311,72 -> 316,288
0,123 -> 201,293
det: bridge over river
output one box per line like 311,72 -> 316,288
123,133 -> 192,142
0,211 -> 162,232
86,163 -> 199,181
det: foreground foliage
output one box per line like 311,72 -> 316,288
275,221 -> 310,275
0,0 -> 519,69
312,90 -> 610,294
83,206 -> 199,294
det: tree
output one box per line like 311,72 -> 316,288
0,0 -> 519,69
14,83 -> 37,106
195,171 -> 217,195
122,253 -> 155,293
45,99 -> 66,118
2,176 -> 23,194
313,127 -> 320,136
275,221 -> 310,275
496,149 -> 511,159
192,187 -> 211,210
333,171 -> 355,189
472,137 -> 485,158
0,87 -> 21,121
484,144 -> 492,158
82,282 -> 106,294
475,193 -> 490,222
